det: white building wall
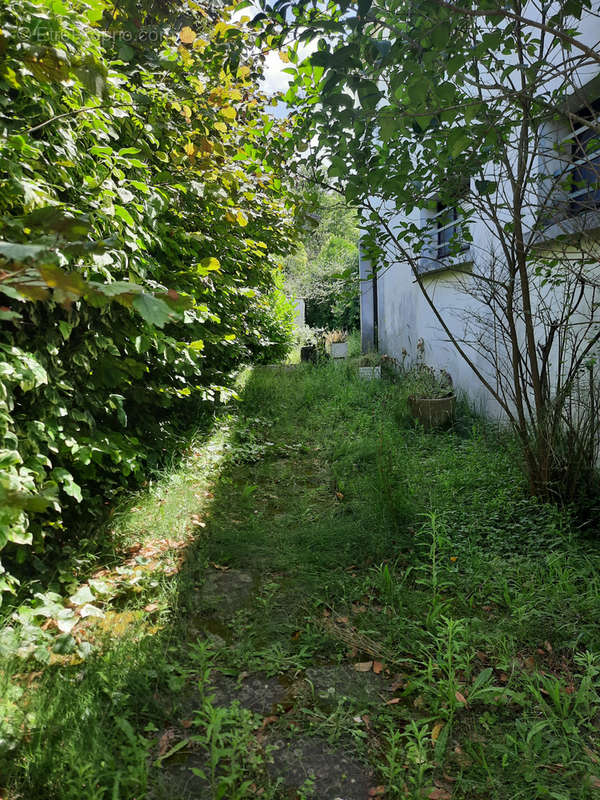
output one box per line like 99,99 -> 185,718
366,6 -> 600,419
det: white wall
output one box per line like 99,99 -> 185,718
365,6 -> 600,419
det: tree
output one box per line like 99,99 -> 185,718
284,189 -> 360,330
260,0 -> 600,506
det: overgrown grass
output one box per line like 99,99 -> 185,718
2,361 -> 600,799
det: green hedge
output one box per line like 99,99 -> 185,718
0,0 -> 297,596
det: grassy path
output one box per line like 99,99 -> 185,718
3,363 -> 600,799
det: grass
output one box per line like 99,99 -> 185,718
2,360 -> 600,799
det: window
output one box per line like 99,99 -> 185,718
433,201 -> 469,260
558,101 -> 600,215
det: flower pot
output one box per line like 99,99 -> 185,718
330,341 -> 348,359
300,345 -> 317,363
359,366 -> 381,380
408,394 -> 456,429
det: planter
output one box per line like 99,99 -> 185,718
408,394 -> 456,429
300,345 -> 317,363
359,365 -> 381,380
330,341 -> 348,359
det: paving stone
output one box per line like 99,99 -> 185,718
180,670 -> 288,722
199,569 -> 255,616
268,736 -> 373,800
305,664 -> 389,704
151,753 -> 208,800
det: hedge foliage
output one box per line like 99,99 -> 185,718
0,0 -> 297,597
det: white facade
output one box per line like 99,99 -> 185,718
361,7 -> 600,418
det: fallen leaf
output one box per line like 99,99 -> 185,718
361,714 -> 371,729
335,491 -> 344,500
385,697 -> 401,705
335,616 -> 349,624
210,563 -> 229,571
259,715 -> 278,731
291,630 -> 301,640
354,661 -> 373,672
368,787 -> 386,797
373,661 -> 384,674
524,656 -> 536,671
544,640 -> 553,652
585,746 -> 600,764
181,719 -> 193,728
432,721 -> 445,742
428,789 -> 451,799
455,691 -> 467,705
158,728 -> 178,757
144,603 -> 159,613
589,776 -> 600,788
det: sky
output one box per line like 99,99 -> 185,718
232,2 -> 318,108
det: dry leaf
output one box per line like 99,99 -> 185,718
432,721 -> 445,742
368,787 -> 386,797
259,715 -> 278,731
210,562 -> 229,571
158,728 -> 178,757
335,616 -> 349,624
181,719 -> 193,728
373,661 -> 384,674
180,26 -> 196,44
354,661 -> 373,672
428,789 -> 452,800
455,690 -> 467,705
589,776 -> 600,788
385,697 -> 401,705
144,603 -> 159,613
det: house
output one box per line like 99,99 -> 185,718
359,7 -> 600,419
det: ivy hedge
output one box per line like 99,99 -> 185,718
0,0 -> 297,598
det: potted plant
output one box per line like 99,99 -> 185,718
405,365 -> 456,429
325,330 -> 348,359
358,352 -> 381,380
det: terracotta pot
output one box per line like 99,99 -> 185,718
408,394 -> 456,429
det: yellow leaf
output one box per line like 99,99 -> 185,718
214,121 -> 227,134
279,50 -> 290,63
237,65 -> 251,80
220,106 -> 236,121
182,105 -> 192,120
180,26 -> 196,44
236,211 -> 248,227
354,661 -> 373,672
432,721 -> 445,743
184,142 -> 195,157
225,210 -> 237,223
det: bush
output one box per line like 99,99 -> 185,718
0,0 -> 297,596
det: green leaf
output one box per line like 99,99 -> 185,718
114,205 -> 136,227
69,585 -> 95,606
132,294 -> 173,328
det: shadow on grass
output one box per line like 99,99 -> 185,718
4,362 -> 591,800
